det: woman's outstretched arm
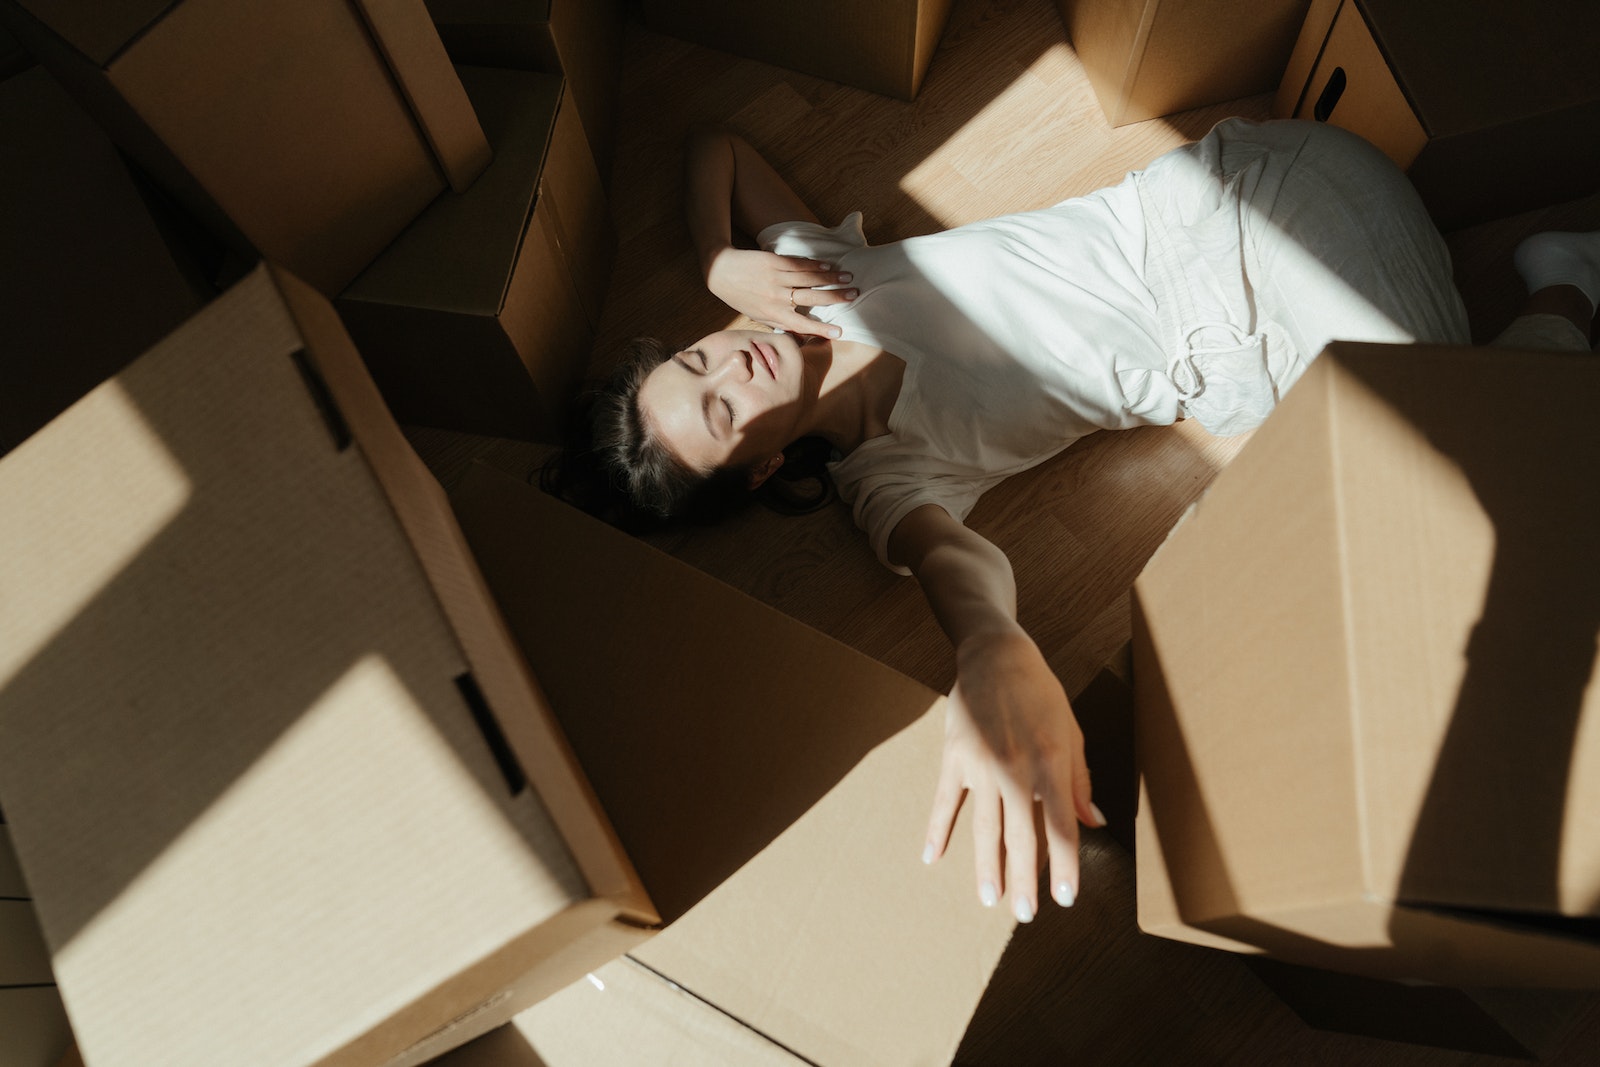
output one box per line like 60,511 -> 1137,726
683,126 -> 856,335
889,503 -> 1103,922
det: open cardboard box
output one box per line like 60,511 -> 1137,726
0,65 -> 208,456
1055,0 -> 1310,127
339,66 -> 611,443
0,0 -> 491,294
0,263 -> 653,1067
1133,340 -> 1600,988
1275,0 -> 1600,229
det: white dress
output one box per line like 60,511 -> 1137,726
759,118 -> 1470,572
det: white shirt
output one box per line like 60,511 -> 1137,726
759,176 -> 1182,573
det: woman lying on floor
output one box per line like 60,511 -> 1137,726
551,117 -> 1600,926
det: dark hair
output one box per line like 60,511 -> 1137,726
542,336 -> 835,531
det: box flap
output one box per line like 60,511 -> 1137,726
342,66 -> 559,316
0,265 -> 607,1067
450,464 -> 948,922
449,465 -> 1017,1066
431,957 -> 804,1067
1360,0 -> 1600,137
1324,342 -> 1600,917
278,262 -> 651,922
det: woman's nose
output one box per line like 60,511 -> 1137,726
713,347 -> 754,382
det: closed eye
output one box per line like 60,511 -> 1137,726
723,396 -> 737,428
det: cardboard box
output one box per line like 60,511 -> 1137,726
639,0 -> 954,102
450,464 -> 1020,1066
0,0 -> 492,295
0,66 -> 207,457
339,67 -> 612,443
1133,341 -> 1600,988
1275,0 -> 1600,228
425,0 -> 622,179
1057,0 -> 1311,127
0,263 -> 655,1067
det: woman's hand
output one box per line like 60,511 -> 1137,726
923,629 -> 1102,922
703,247 -> 856,337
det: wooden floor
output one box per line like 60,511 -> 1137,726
411,0 -> 1600,1061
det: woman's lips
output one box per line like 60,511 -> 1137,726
754,340 -> 778,379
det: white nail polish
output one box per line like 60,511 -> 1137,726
1090,803 -> 1107,828
1055,882 -> 1076,907
922,843 -> 936,865
1015,898 -> 1034,923
980,881 -> 998,908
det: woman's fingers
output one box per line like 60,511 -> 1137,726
788,284 -> 858,309
1039,776 -> 1082,908
922,756 -> 965,866
1001,780 -> 1039,922
971,781 -> 1003,909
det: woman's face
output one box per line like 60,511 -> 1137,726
636,329 -> 811,477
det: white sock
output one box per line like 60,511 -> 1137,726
1513,231 -> 1600,314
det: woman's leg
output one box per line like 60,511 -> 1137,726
1492,231 -> 1600,351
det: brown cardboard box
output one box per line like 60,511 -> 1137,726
425,0 -> 622,179
1057,0 -> 1311,127
339,66 -> 612,443
0,66 -> 207,457
0,0 -> 491,295
1133,341 -> 1600,988
1276,0 -> 1600,229
450,464 -> 1020,1066
0,263 -> 654,1067
639,0 -> 954,102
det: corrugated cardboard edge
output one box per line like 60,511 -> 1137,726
353,0 -> 491,192
266,263 -> 655,926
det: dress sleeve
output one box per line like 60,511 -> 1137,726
836,461 -> 1001,576
757,211 -> 868,263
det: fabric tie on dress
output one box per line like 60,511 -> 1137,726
1135,155 -> 1285,437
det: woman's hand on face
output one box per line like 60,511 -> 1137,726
923,630 -> 1102,922
703,247 -> 856,336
